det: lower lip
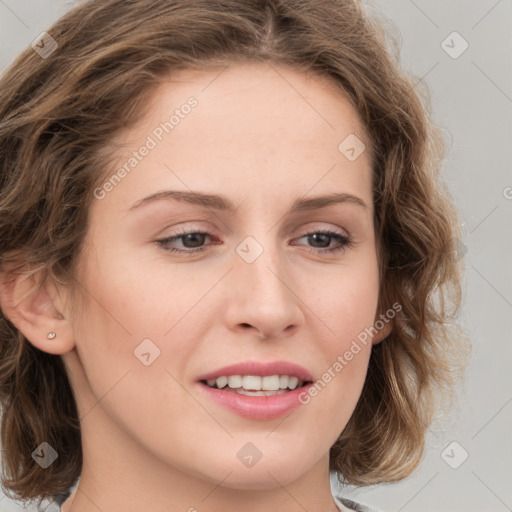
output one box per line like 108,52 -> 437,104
197,382 -> 311,420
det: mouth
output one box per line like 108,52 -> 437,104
200,374 -> 312,396
196,361 -> 314,420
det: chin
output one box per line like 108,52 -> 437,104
199,455 -> 314,490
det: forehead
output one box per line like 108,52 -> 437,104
97,61 -> 374,214
145,61 -> 370,148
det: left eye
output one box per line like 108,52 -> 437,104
156,229 -> 353,255
293,231 -> 352,253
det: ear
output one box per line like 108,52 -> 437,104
0,268 -> 75,355
371,312 -> 393,345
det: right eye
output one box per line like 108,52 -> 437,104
156,230 -> 216,254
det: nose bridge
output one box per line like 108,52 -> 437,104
237,234 -> 287,297
226,230 -> 302,338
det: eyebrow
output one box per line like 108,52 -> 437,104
128,190 -> 368,212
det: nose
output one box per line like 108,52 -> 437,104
223,238 -> 304,341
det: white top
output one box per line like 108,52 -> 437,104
334,494 -> 380,512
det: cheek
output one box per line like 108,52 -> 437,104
300,253 -> 379,417
306,255 -> 380,345
70,273 -> 199,455
71,243 -> 209,410
76,241 -> 200,343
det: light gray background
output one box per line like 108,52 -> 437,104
0,1 -> 511,511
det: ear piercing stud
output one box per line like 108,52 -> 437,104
47,332 -> 56,340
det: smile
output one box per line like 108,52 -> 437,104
196,362 -> 314,420
203,374 -> 304,395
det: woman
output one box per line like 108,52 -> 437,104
0,1 -> 465,511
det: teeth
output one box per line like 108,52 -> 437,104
235,388 -> 289,396
205,374 -> 304,391
216,376 -> 228,389
242,375 -> 261,391
262,375 -> 280,390
279,375 -> 289,388
227,375 -> 242,388
287,376 -> 299,389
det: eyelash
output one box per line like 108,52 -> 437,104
155,228 -> 353,255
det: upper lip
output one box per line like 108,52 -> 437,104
197,361 -> 313,382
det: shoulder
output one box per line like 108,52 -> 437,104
53,490 -> 72,505
45,491 -> 69,512
46,478 -> 79,511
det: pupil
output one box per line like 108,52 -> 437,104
309,233 -> 330,248
183,233 -> 205,248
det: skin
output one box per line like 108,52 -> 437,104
0,62 -> 390,512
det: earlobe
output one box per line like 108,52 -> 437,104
0,269 -> 75,355
371,318 -> 392,345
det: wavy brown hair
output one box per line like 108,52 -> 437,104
0,0 -> 466,507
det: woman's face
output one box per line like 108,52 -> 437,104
64,61 -> 380,489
